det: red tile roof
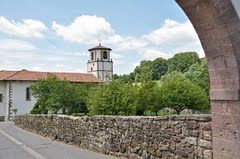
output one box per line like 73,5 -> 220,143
0,69 -> 102,83
88,43 -> 112,51
0,70 -> 18,80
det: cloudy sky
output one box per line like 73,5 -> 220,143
0,0 -> 204,74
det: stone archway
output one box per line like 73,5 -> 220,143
176,0 -> 240,158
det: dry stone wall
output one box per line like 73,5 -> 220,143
15,115 -> 212,159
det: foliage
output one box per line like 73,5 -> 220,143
135,73 -> 156,115
113,73 -> 135,83
185,58 -> 210,96
114,52 -> 199,82
167,52 -> 199,73
133,59 -> 168,81
31,52 -> 211,116
151,57 -> 168,80
30,76 -> 93,114
12,108 -> 18,115
87,80 -> 137,115
160,72 -> 209,114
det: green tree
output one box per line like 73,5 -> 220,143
134,60 -> 152,82
87,80 -> 137,115
31,76 -> 92,115
135,73 -> 156,115
168,52 -> 199,73
31,75 -> 62,114
113,74 -> 134,83
185,58 -> 210,96
150,84 -> 166,116
119,83 -> 137,115
151,57 -> 168,80
160,72 -> 209,114
87,84 -> 108,115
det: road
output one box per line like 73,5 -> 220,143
0,122 -> 115,159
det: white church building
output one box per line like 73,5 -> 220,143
0,44 -> 113,121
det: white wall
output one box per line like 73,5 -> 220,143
87,49 -> 113,81
11,81 -> 37,115
0,81 -> 7,117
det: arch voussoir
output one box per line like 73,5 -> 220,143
176,0 -> 240,158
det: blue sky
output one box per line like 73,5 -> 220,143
0,0 -> 203,74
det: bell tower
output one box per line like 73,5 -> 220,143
87,44 -> 113,81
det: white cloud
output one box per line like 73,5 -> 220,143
111,53 -> 125,65
115,37 -> 148,52
0,16 -> 47,38
144,19 -> 199,46
142,49 -> 171,60
63,51 -> 88,57
50,17 -> 204,74
0,17 -> 205,75
51,16 -> 203,58
0,39 -> 84,72
0,39 -> 37,51
52,15 -> 120,44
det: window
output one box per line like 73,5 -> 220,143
103,51 -> 108,59
0,94 -> 3,103
91,52 -> 94,61
26,87 -> 31,101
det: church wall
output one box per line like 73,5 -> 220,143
95,50 -> 102,60
0,81 -> 7,118
97,61 -> 113,71
11,81 -> 37,115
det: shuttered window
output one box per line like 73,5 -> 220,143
0,94 -> 3,103
26,87 -> 31,101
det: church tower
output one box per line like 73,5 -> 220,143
87,44 -> 113,81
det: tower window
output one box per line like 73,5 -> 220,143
91,67 -> 93,71
91,52 -> 94,61
103,51 -> 108,59
26,87 -> 31,101
0,94 -> 3,103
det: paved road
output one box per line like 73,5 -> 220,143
0,122 -> 115,159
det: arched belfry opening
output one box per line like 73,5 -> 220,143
176,0 -> 240,158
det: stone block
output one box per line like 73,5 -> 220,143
199,139 -> 212,149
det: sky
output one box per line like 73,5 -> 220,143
0,0 -> 204,74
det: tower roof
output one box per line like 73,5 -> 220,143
88,43 -> 112,51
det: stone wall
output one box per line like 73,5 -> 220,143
15,115 -> 212,159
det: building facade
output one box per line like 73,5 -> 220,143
0,69 -> 101,121
0,44 -> 112,121
87,44 -> 113,81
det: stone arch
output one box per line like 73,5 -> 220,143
176,0 -> 240,158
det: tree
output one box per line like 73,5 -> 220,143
87,80 -> 137,115
160,72 -> 209,114
133,60 -> 152,82
150,84 -> 166,116
167,52 -> 199,73
31,75 -> 63,114
31,76 -> 92,115
87,84 -> 109,115
66,84 -> 93,115
185,58 -> 210,96
113,74 -> 134,83
135,73 -> 156,115
151,57 -> 168,80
